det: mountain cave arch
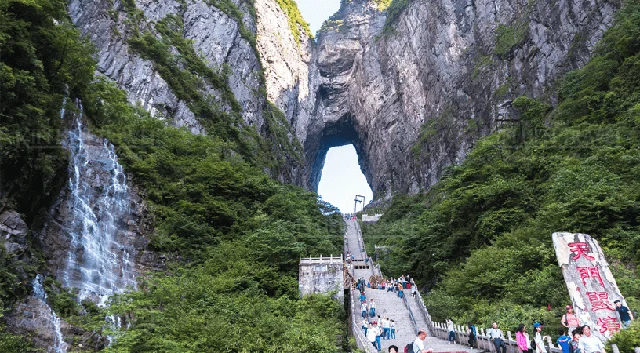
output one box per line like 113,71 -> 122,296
308,114 -> 373,202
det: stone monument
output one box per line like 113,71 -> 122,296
553,232 -> 630,340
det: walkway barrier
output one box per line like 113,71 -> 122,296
349,289 -> 377,353
413,290 -> 434,335
401,292 -> 417,329
429,320 -> 565,353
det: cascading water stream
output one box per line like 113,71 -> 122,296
60,101 -> 137,305
32,275 -> 68,353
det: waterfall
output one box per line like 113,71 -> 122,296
32,275 -> 68,353
59,101 -> 137,305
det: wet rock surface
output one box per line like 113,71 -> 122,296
0,209 -> 28,254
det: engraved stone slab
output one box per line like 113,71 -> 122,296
553,232 -> 629,341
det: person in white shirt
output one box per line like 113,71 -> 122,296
488,322 -> 507,353
578,326 -> 604,353
367,323 -> 378,349
382,317 -> 391,340
370,299 -> 377,317
447,318 -> 456,344
533,322 -> 548,353
413,328 -> 434,353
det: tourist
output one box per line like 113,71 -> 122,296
488,322 -> 507,353
614,299 -> 633,328
412,328 -> 434,353
412,281 -> 418,298
557,328 -> 571,353
391,319 -> 396,339
446,318 -> 456,344
361,301 -> 368,318
367,323 -> 378,351
363,319 -> 369,336
370,299 -> 377,317
570,329 -> 582,353
375,323 -> 382,350
533,322 -> 548,353
382,317 -> 391,340
397,283 -> 404,298
561,305 -> 581,333
360,291 -> 367,303
516,324 -> 532,353
577,326 -> 603,353
389,345 -> 399,353
467,322 -> 477,348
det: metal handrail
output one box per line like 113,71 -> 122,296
401,291 -> 418,331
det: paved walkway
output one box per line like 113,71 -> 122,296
345,219 -> 473,353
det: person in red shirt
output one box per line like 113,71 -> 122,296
561,305 -> 581,333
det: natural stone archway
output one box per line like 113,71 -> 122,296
281,0 -> 619,201
308,113 -> 372,195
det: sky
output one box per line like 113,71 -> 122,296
297,0 -> 341,34
296,1 -> 373,213
317,145 -> 373,213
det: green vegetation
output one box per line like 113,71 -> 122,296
1,0 -> 343,351
381,0 -> 413,35
410,108 -> 456,159
365,0 -> 640,340
319,18 -> 345,33
274,0 -> 312,44
43,278 -> 108,333
494,21 -> 529,57
495,77 -> 513,99
81,77 -> 346,351
127,15 -> 244,141
608,321 -> 640,353
125,11 -> 303,173
0,0 -> 94,218
373,0 -> 394,10
205,0 -> 257,47
472,55 -> 493,80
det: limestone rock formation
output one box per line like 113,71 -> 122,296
66,0 -> 620,198
292,0 -> 619,198
68,0 -> 264,133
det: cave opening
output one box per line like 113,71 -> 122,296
317,145 -> 373,213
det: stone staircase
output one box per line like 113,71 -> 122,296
345,219 -> 473,353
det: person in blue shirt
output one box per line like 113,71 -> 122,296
614,299 -> 634,328
556,328 -> 571,353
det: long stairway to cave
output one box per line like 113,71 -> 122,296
345,219 -> 473,353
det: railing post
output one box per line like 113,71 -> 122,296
546,336 -> 554,353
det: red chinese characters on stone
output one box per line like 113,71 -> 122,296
568,242 -> 595,261
586,292 -> 616,312
596,316 -> 621,334
576,266 -> 605,287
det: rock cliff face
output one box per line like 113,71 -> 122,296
67,0 -> 619,199
68,0 -> 264,134
293,0 -> 619,198
1,0 -> 624,349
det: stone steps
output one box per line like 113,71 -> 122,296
346,219 -> 474,353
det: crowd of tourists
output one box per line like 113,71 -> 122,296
445,303 -> 634,353
355,274 -> 429,352
361,316 -> 399,351
355,275 -> 418,300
